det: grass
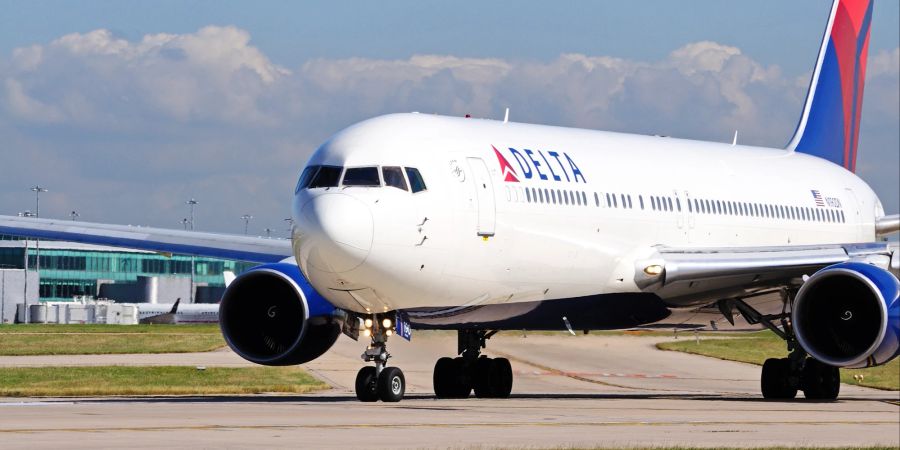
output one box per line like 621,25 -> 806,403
657,332 -> 899,391
0,366 -> 328,397
0,324 -> 226,356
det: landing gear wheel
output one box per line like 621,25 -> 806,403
802,358 -> 840,400
761,358 -> 797,399
433,357 -> 471,398
355,366 -> 379,402
433,357 -> 455,398
378,366 -> 405,402
474,357 -> 513,398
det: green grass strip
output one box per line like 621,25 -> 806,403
658,334 -> 899,391
0,366 -> 328,397
0,324 -> 221,334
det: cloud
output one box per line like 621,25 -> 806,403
0,27 -> 897,233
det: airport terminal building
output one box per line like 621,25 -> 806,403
0,235 -> 256,322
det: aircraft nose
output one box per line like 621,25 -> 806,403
297,193 -> 373,273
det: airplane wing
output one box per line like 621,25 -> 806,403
0,215 -> 292,263
636,242 -> 899,306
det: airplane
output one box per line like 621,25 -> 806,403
137,298 -> 220,324
1,0 -> 897,403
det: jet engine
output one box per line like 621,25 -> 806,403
792,262 -> 900,368
219,263 -> 342,366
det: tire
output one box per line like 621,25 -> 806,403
761,358 -> 797,399
433,357 -> 455,398
450,357 -> 473,398
491,358 -> 513,398
355,366 -> 379,402
802,358 -> 840,400
377,366 -> 405,402
473,357 -> 494,398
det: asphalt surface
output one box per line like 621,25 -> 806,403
1,332 -> 898,449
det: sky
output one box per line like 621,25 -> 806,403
0,0 -> 898,236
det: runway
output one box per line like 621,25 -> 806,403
1,332 -> 898,449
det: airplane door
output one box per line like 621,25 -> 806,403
844,187 -> 865,240
467,157 -> 496,236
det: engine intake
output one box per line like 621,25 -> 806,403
793,262 -> 900,368
219,263 -> 341,366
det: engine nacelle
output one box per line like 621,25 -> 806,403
793,262 -> 900,368
219,263 -> 342,366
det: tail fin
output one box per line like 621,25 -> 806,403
786,0 -> 873,173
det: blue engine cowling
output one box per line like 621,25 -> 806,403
219,263 -> 343,366
792,262 -> 900,368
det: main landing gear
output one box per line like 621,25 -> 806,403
721,290 -> 840,400
355,314 -> 405,402
433,330 -> 513,398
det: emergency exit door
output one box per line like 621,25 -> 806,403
467,157 -> 496,236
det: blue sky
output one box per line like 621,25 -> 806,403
0,0 -> 897,234
3,0 -> 897,73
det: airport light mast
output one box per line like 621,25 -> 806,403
29,186 -> 47,316
185,198 -> 198,230
241,214 -> 253,235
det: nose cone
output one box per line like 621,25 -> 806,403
296,193 -> 373,273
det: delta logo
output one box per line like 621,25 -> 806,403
492,145 -> 586,184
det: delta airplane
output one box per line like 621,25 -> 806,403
1,0 -> 898,403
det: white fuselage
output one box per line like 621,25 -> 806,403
292,113 -> 881,314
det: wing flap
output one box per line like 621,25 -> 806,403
637,242 -> 896,307
0,215 -> 292,263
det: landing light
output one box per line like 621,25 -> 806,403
364,318 -> 373,329
382,318 -> 392,329
644,264 -> 664,276
386,329 -> 393,337
363,329 -> 372,338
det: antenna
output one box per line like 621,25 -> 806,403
732,130 -> 738,146
503,108 -> 509,123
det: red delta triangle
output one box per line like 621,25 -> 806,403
492,145 -> 520,182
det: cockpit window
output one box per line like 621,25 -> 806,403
295,165 -> 320,193
382,166 -> 408,191
405,167 -> 426,193
342,167 -> 381,187
308,165 -> 342,188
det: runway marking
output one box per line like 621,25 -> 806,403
1,419 -> 897,434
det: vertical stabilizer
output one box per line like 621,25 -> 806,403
786,0 -> 873,173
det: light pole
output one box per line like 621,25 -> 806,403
70,210 -> 80,221
17,211 -> 35,322
186,198 -> 198,230
264,228 -> 273,238
29,186 -> 47,315
185,198 -> 198,303
30,186 -> 47,218
241,214 -> 253,235
284,217 -> 294,239
181,218 -> 190,230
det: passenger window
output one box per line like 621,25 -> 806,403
627,195 -> 632,209
382,166 -> 408,191
606,193 -> 612,208
308,166 -> 342,188
675,198 -> 681,212
295,165 -> 320,193
639,195 -> 645,210
526,188 -> 532,203
594,192 -> 600,207
405,167 -> 427,193
612,194 -> 618,208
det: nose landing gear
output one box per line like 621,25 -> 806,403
355,314 -> 405,402
433,330 -> 513,399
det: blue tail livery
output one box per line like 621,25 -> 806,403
786,0 -> 873,173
